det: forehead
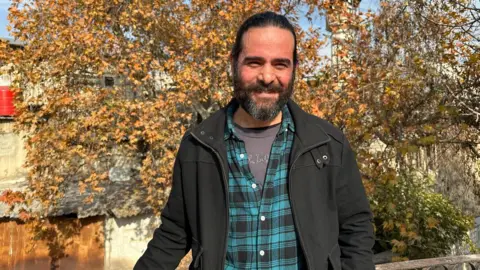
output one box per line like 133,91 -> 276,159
240,26 -> 295,60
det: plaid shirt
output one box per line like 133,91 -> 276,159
224,102 -> 304,269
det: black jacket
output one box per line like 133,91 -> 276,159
134,100 -> 375,270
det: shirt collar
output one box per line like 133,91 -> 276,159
224,100 -> 295,141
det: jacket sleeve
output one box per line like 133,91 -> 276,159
336,136 -> 375,270
134,154 -> 191,270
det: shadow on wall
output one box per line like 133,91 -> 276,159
0,216 -> 104,270
103,212 -> 192,270
104,213 -> 161,270
0,257 -> 104,270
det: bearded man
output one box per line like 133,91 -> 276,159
135,11 -> 375,270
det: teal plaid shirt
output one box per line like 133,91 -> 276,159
224,102 -> 305,269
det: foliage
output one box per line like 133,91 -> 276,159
314,0 -> 479,259
371,168 -> 474,259
0,0 -> 478,264
4,0 -> 328,215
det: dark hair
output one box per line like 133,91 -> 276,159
231,11 -> 298,65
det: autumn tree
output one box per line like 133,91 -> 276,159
311,0 -> 479,259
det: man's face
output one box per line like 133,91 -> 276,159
233,26 -> 295,121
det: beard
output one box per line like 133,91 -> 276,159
232,65 -> 294,122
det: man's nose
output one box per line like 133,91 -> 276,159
258,65 -> 275,86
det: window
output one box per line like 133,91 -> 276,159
104,76 -> 115,87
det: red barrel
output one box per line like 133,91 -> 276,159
0,86 -> 15,116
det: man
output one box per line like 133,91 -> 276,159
135,11 -> 374,270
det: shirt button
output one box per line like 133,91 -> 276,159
260,250 -> 265,256
260,216 -> 266,221
239,154 -> 244,159
251,183 -> 257,189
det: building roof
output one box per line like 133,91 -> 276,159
0,178 -> 160,219
0,37 -> 25,48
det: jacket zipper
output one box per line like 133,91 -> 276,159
190,133 -> 229,269
289,139 -> 330,270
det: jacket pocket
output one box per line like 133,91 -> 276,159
190,237 -> 203,270
327,243 -> 341,270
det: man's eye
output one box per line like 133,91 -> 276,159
248,62 -> 261,67
275,63 -> 288,69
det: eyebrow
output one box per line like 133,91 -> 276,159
243,56 -> 292,65
243,56 -> 264,63
273,58 -> 292,65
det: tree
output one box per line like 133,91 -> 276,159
313,0 -> 479,259
5,0 -> 329,215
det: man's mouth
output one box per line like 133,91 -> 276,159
252,92 -> 279,98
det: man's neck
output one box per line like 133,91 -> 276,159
233,106 -> 282,129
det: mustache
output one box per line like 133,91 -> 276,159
243,83 -> 284,94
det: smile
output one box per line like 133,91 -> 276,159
252,92 -> 279,98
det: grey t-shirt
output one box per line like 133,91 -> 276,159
234,123 -> 281,188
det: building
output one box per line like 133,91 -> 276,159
0,37 -> 169,270
472,217 -> 480,248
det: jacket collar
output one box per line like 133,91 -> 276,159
286,99 -> 331,149
191,99 -> 331,150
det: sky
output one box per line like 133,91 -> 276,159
358,0 -> 380,13
0,0 -> 10,38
